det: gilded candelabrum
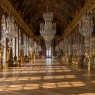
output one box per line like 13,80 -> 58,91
0,47 -> 3,71
61,50 -> 63,60
61,51 -> 64,61
20,50 -> 24,66
28,51 -> 31,62
93,48 -> 95,66
66,51 -> 68,64
33,49 -> 36,59
5,48 -> 10,69
86,48 -> 92,71
74,55 -> 78,66
72,51 -> 75,65
0,50 -> 2,71
72,55 -> 75,65
18,55 -> 21,66
63,51 -> 66,62
18,50 -> 23,67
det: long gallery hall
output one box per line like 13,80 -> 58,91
0,0 -> 95,95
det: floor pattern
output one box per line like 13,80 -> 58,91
0,58 -> 95,95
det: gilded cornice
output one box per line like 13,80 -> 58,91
0,0 -> 34,37
63,0 -> 95,37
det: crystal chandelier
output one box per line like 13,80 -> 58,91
6,15 -> 18,47
1,15 -> 17,47
29,38 -> 42,53
79,14 -> 93,37
79,13 -> 93,47
28,38 -> 35,52
72,43 -> 78,50
1,15 -> 17,39
55,45 -> 59,51
59,41 -> 64,50
40,0 -> 56,48
40,12 -> 56,41
37,45 -> 42,51
6,15 -> 17,39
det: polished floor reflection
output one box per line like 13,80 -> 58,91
0,58 -> 95,95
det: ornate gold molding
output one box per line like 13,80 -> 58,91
0,0 -> 34,37
63,0 -> 95,37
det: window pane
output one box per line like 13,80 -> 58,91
46,47 -> 51,57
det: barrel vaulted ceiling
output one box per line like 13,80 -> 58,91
10,0 -> 86,36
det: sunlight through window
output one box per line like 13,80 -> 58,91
42,83 -> 56,88
46,47 -> 51,58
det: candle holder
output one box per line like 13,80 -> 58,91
5,48 -> 10,70
33,49 -> 36,59
20,50 -> 24,65
0,46 -> 3,71
86,48 -> 92,70
17,55 -> 21,67
28,51 -> 31,62
66,51 -> 68,64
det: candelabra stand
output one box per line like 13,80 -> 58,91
5,48 -> 10,69
18,49 -> 24,66
93,48 -> 95,67
0,50 -> 2,71
33,49 -> 36,59
72,50 -> 75,66
18,55 -> 21,67
28,51 -> 31,62
74,53 -> 79,66
61,51 -> 64,61
85,48 -> 93,70
63,50 -> 66,62
66,51 -> 69,64
61,50 -> 63,59
0,47 -> 3,71
20,50 -> 24,65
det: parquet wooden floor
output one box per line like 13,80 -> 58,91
0,58 -> 95,95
